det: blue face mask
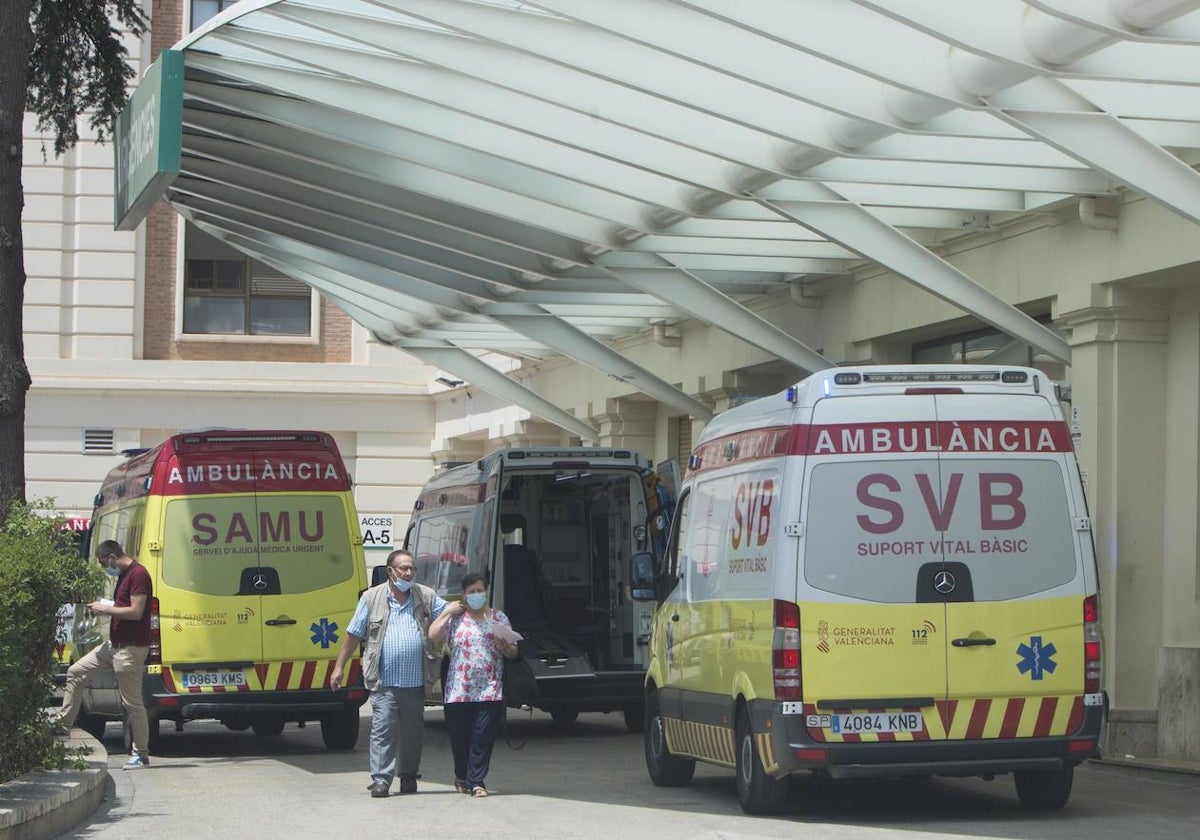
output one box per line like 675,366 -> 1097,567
465,591 -> 487,610
104,563 -> 121,578
392,577 -> 412,593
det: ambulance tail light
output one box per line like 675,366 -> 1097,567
772,600 -> 801,701
147,597 -> 161,665
1083,595 -> 1101,694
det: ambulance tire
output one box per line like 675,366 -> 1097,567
251,717 -> 285,737
79,713 -> 106,741
643,692 -> 694,787
1014,764 -> 1074,810
321,708 -> 361,751
735,711 -> 789,816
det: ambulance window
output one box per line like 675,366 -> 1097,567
686,475 -> 731,603
411,510 -> 472,594
666,491 -> 692,579
162,495 -> 355,595
805,461 -> 942,603
940,459 -> 1077,600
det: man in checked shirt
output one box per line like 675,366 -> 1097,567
331,550 -> 448,797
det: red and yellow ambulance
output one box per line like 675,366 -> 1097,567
634,366 -> 1104,814
71,430 -> 369,750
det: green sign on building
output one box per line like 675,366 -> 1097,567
114,49 -> 184,231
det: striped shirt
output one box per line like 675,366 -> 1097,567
347,588 -> 446,689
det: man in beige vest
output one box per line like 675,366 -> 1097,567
331,550 -> 447,797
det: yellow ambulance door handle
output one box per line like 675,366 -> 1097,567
952,637 -> 996,647
265,617 -> 297,626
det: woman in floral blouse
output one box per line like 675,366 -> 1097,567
429,572 -> 520,797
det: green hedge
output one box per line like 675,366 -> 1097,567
0,501 -> 102,783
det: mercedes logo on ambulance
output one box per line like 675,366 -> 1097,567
933,570 -> 956,594
252,573 -> 269,591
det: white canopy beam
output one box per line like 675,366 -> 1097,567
483,303 -> 713,421
604,263 -> 832,374
395,342 -> 600,443
760,194 -> 1071,364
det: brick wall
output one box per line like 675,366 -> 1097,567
140,0 -> 353,364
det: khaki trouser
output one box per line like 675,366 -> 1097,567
58,641 -> 151,755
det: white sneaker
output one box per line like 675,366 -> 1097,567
122,754 -> 149,770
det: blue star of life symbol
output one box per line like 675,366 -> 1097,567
1016,635 -> 1057,680
310,618 -> 339,649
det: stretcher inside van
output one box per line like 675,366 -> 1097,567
73,430 -> 369,751
406,448 -> 675,730
634,366 -> 1104,814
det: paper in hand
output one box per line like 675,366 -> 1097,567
492,623 -> 523,644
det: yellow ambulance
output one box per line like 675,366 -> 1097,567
71,430 -> 369,750
632,366 -> 1104,814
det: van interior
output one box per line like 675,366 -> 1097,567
496,469 -> 647,671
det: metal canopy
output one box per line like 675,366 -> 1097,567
169,0 -> 1200,440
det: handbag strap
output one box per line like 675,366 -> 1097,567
501,704 -> 533,751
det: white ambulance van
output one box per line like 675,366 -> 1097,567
402,448 -> 675,730
632,366 -> 1105,814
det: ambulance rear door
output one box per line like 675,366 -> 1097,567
253,444 -> 360,681
800,394 -> 949,742
934,394 -> 1087,739
159,451 -> 266,691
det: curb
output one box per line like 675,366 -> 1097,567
1091,756 -> 1200,777
0,730 -> 108,840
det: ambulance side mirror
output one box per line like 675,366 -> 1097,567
629,552 -> 657,601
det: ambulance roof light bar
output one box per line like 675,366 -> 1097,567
829,370 -> 1030,386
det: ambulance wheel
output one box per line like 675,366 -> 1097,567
321,708 -> 360,751
1014,765 -> 1074,810
643,692 -> 694,787
79,713 -> 106,741
623,702 -> 645,734
736,711 -> 788,815
251,717 -> 285,737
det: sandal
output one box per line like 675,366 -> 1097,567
454,779 -> 471,794
471,785 -> 489,798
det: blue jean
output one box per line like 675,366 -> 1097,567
368,686 -> 425,786
443,701 -> 504,789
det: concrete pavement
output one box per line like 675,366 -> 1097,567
0,730 -> 107,840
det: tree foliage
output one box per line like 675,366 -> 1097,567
27,0 -> 147,155
0,1 -> 146,525
0,500 -> 103,783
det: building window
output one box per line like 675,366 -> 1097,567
911,317 -> 1067,383
191,0 -> 238,31
182,222 -> 316,338
183,258 -> 313,336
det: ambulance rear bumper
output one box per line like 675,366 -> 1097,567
146,684 -> 368,721
753,699 -> 1105,779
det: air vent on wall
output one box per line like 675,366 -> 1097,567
82,429 -> 115,454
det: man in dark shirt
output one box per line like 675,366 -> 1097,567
56,539 -> 154,769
